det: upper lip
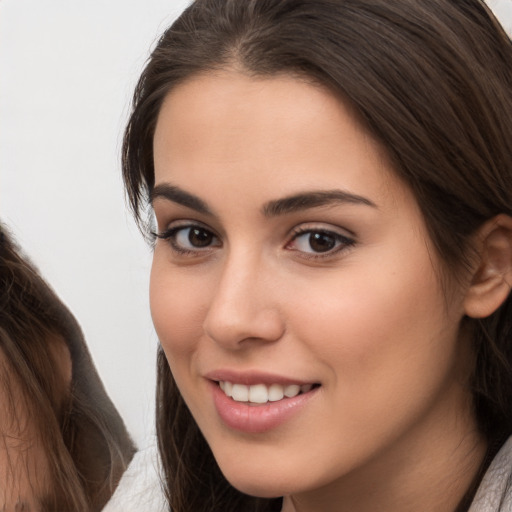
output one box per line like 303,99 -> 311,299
204,369 -> 318,386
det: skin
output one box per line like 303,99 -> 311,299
150,71 -> 486,512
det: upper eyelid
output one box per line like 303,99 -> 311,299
155,224 -> 221,256
286,227 -> 356,260
157,226 -> 220,244
289,222 -> 356,239
288,227 -> 355,246
156,218 -> 219,235
154,218 -> 356,246
290,230 -> 353,243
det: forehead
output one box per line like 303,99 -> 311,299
155,71 -> 370,147
153,71 -> 407,213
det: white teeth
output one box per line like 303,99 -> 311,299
268,383 -> 284,402
218,381 -> 314,404
231,383 -> 249,402
248,384 -> 268,404
224,381 -> 233,397
284,384 -> 300,398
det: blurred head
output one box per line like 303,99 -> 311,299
122,1 -> 512,510
0,225 -> 135,511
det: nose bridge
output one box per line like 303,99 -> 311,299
203,247 -> 284,348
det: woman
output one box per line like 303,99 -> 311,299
0,224 -> 135,511
121,0 -> 512,510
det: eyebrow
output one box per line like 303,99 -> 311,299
150,183 -> 376,217
262,190 -> 377,217
150,184 -> 212,215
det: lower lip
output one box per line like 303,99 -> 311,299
210,381 -> 318,433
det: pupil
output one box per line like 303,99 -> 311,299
189,228 -> 212,247
309,232 -> 335,252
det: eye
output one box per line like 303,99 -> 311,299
154,224 -> 220,254
175,226 -> 215,248
287,228 -> 354,256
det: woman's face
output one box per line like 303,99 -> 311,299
150,72 -> 474,500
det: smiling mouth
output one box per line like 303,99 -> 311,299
217,381 -> 320,405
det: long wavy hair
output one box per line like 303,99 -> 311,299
0,224 -> 135,511
121,1 -> 512,510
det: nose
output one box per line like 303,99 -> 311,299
202,253 -> 285,349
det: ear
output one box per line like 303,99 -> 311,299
464,214 -> 512,319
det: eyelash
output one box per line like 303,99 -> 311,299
152,222 -> 355,260
152,223 -> 220,256
286,226 -> 355,259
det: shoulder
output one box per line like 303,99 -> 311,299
469,436 -> 512,512
101,444 -> 167,512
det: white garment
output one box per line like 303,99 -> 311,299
102,445 -> 167,512
470,436 -> 512,512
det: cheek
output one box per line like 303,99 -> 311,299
150,257 -> 218,426
288,252 -> 459,394
279,259 -> 466,458
149,257 -> 208,363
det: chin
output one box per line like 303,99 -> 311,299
227,477 -> 288,499
218,461 -> 310,499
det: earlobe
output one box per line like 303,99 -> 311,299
464,214 -> 512,319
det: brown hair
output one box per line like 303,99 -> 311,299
0,224 -> 135,511
122,1 -> 512,510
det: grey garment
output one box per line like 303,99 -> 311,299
469,437 -> 512,512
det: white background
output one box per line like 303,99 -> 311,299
0,0 -> 189,447
1,0 -> 511,448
